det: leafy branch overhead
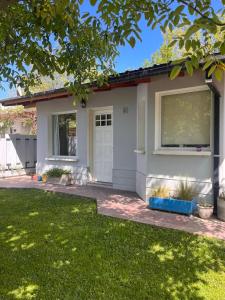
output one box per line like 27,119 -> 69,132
0,1 -> 225,98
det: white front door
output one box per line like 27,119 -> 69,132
93,110 -> 113,182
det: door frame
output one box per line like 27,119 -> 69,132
87,106 -> 113,182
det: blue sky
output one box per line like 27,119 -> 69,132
0,0 -> 221,99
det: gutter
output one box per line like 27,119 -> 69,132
1,62 -> 174,107
205,74 -> 220,215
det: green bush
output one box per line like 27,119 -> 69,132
151,186 -> 170,198
45,168 -> 71,178
175,181 -> 197,201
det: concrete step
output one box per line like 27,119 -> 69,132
87,181 -> 113,189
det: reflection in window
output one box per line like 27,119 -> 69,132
52,113 -> 77,156
161,90 -> 211,148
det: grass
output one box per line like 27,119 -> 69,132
0,189 -> 225,300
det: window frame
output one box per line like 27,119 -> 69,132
51,110 -> 78,159
154,86 -> 212,156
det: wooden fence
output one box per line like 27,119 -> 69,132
0,134 -> 37,177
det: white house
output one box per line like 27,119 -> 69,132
1,63 -> 224,212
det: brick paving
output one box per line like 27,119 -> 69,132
0,175 -> 225,241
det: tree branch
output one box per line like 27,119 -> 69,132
178,0 -> 225,26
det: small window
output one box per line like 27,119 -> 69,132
52,113 -> 77,156
95,113 -> 112,127
156,88 -> 211,151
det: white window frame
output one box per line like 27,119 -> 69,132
50,110 -> 78,160
154,85 -> 212,156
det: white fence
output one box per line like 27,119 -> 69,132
0,134 -> 37,177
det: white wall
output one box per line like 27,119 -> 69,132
0,134 -> 36,177
36,87 -> 137,190
145,72 -> 214,203
36,71 -> 222,201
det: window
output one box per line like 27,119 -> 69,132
95,113 -> 112,127
52,112 -> 77,156
155,87 -> 211,152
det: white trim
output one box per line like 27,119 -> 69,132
51,110 -> 77,115
136,84 -> 147,153
51,110 -> 78,158
89,106 -> 113,112
87,108 -> 91,168
45,156 -> 79,162
154,85 -> 212,155
153,150 -> 211,156
155,85 -> 209,98
92,107 -> 113,183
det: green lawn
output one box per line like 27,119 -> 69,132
0,189 -> 225,300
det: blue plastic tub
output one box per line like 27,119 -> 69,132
148,197 -> 197,215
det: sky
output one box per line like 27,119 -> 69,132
0,0 -> 222,100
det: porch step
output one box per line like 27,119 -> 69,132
87,181 -> 113,189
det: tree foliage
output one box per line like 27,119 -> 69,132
0,105 -> 36,134
1,0 -> 225,98
144,28 -> 187,67
29,73 -> 72,93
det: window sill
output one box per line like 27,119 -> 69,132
153,150 -> 211,156
45,156 -> 79,162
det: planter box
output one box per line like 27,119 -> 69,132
46,174 -> 72,186
218,198 -> 225,221
148,197 -> 197,215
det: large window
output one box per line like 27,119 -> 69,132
52,112 -> 77,156
155,87 -> 211,152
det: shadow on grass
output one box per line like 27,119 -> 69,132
0,189 -> 224,299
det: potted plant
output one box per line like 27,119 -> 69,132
198,200 -> 214,219
149,182 -> 197,215
45,168 -> 72,186
218,191 -> 225,221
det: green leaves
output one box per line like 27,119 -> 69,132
215,67 -> 223,81
170,65 -> 182,80
129,36 -> 136,48
174,5 -> 185,16
185,61 -> 193,76
0,0 -> 224,98
203,60 -> 214,71
89,0 -> 97,6
220,41 -> 225,55
207,65 -> 216,77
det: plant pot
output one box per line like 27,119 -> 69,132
47,174 -> 72,186
217,197 -> 225,222
148,197 -> 197,215
198,205 -> 213,219
42,174 -> 47,183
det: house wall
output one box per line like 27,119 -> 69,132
136,84 -> 148,199
213,75 -> 225,193
36,71 -> 221,203
143,72 -> 214,203
36,87 -> 137,190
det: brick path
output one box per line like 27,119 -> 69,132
0,176 -> 225,241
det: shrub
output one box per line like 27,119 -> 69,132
219,188 -> 225,200
45,168 -> 71,178
175,181 -> 197,201
152,186 -> 170,198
